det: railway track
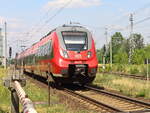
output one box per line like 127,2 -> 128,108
24,72 -> 150,113
84,85 -> 150,113
99,72 -> 150,80
24,72 -> 121,112
63,87 -> 123,113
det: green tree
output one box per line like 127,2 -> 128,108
97,32 -> 145,65
131,49 -> 146,64
114,50 -> 128,64
131,44 -> 150,64
144,44 -> 150,58
131,33 -> 144,49
110,32 -> 126,63
96,49 -> 102,63
111,32 -> 124,49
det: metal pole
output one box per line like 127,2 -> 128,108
129,14 -> 133,64
105,28 -> 108,46
147,58 -> 149,81
48,79 -> 50,106
103,56 -> 105,68
11,89 -> 19,113
4,22 -> 7,69
110,38 -> 112,67
104,28 -> 108,67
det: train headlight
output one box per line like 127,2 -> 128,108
87,51 -> 92,58
63,50 -> 69,58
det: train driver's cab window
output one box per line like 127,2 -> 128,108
62,31 -> 88,51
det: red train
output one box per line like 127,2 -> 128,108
16,25 -> 98,84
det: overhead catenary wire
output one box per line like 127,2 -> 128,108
112,2 -> 150,24
12,1 -> 150,55
29,1 -> 150,38
29,0 -> 73,39
14,0 -> 73,53
25,7 -> 55,39
18,1 -> 150,40
16,8 -> 55,38
17,0 -> 73,42
121,16 -> 150,31
134,16 -> 150,25
9,5 -> 55,45
132,2 -> 150,15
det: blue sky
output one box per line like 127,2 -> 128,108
1,0 -> 150,57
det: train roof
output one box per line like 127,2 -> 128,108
17,25 -> 89,59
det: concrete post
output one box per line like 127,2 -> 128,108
11,89 -> 19,113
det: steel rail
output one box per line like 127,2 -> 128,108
25,72 -> 125,112
99,71 -> 150,80
85,85 -> 150,108
24,71 -> 150,112
63,88 -> 125,113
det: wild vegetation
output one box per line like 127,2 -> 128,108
24,80 -> 70,113
98,64 -> 150,77
0,68 -> 10,113
94,73 -> 150,99
97,32 -> 150,65
24,80 -> 96,113
0,68 -> 94,113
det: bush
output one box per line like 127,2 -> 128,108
136,89 -> 146,97
116,64 -> 126,72
98,65 -> 112,72
129,67 -> 139,74
105,65 -> 112,72
0,65 -> 4,68
140,65 -> 150,76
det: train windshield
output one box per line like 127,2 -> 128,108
62,31 -> 88,51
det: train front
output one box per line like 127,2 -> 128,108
54,25 -> 98,84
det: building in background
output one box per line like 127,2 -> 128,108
0,28 -> 4,65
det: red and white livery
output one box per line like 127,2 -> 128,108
16,25 -> 98,84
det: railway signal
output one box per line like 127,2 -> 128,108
9,47 -> 12,58
129,14 -> 134,64
3,22 -> 7,69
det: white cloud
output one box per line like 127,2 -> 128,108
44,0 -> 101,9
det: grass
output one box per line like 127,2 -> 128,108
99,64 -> 150,77
94,73 -> 150,99
24,81 -> 69,113
0,66 -> 96,113
0,68 -> 10,113
35,104 -> 91,113
0,68 -> 93,113
2,66 -> 149,112
24,80 -> 94,113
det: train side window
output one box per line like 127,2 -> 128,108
49,40 -> 52,55
36,40 -> 52,60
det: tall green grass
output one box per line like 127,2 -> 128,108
99,64 -> 150,77
0,68 -> 10,112
24,79 -> 95,113
94,73 -> 150,99
0,68 -> 94,113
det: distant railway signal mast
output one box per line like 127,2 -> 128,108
4,22 -> 7,68
103,28 -> 108,68
20,45 -> 26,52
129,14 -> 134,64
